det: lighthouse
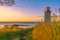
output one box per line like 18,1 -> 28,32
45,7 -> 51,22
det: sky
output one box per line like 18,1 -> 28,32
15,0 -> 60,15
0,0 -> 60,22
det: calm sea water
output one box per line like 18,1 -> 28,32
0,22 -> 39,28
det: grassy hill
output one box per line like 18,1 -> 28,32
0,22 -> 60,40
0,28 -> 33,40
32,22 -> 60,40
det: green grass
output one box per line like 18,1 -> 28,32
0,31 -> 20,40
1,22 -> 60,40
32,22 -> 60,40
0,29 -> 33,40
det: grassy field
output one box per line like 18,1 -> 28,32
0,22 -> 60,40
32,22 -> 60,40
0,28 -> 33,40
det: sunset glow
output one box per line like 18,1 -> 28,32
0,6 -> 42,22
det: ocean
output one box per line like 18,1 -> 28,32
0,22 -> 39,28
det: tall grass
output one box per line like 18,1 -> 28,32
0,28 -> 33,40
32,22 -> 60,40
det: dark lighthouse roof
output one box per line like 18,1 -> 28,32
45,7 -> 51,13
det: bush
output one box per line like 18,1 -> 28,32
32,22 -> 60,40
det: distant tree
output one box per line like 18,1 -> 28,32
4,25 -> 9,29
0,0 -> 3,6
4,0 -> 15,6
52,13 -> 57,22
10,24 -> 19,29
